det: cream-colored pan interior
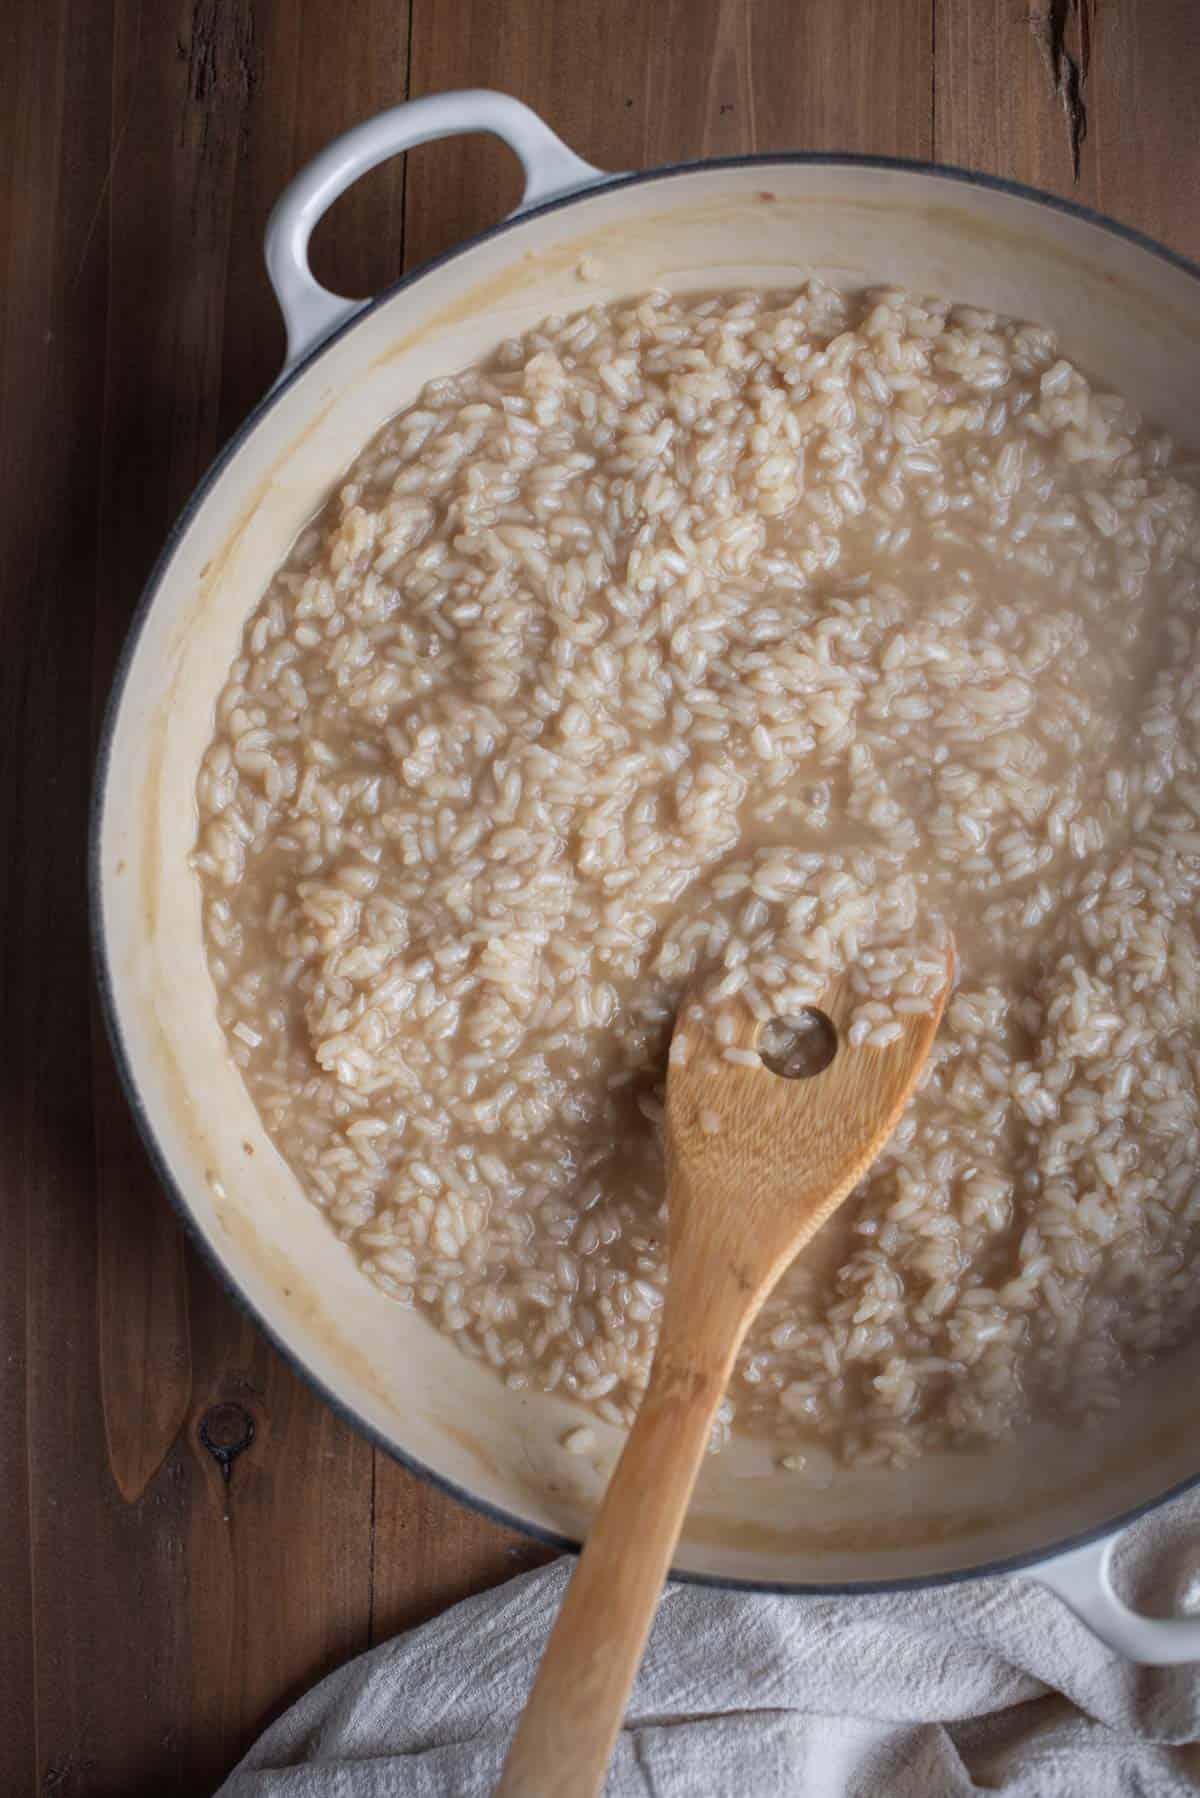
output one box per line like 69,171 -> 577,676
97,160 -> 1200,1585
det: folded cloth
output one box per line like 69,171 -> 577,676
219,1490 -> 1200,1797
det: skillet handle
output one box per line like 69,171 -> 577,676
1032,1531 -> 1200,1663
264,89 -> 605,374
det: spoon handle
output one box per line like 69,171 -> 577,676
496,1271 -> 752,1798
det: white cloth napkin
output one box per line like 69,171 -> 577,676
219,1490 -> 1200,1796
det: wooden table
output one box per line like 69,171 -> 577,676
2,2 -> 1197,1790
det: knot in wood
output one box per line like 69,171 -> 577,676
198,1402 -> 255,1483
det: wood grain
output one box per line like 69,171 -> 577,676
404,0 -> 933,269
1,2 -> 415,1792
1,1 -> 1198,1793
81,3 -> 394,1787
370,1460 -> 553,1644
935,0 -> 1200,261
95,1039 -> 193,1505
1,5 -> 113,1790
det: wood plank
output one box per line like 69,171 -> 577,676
95,1038 -> 193,1507
0,0 -> 39,1733
1086,0 -> 1200,261
0,1 -> 409,1791
93,3 -> 417,1780
84,5 -> 382,1787
370,1462 -> 554,1644
934,0 -> 1081,195
403,0 -> 933,268
0,0 -> 113,1789
934,0 -> 1200,262
177,1289 -> 375,1792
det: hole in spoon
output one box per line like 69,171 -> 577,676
758,1009 -> 837,1079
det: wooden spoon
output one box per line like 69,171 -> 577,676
497,949 -> 954,1798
